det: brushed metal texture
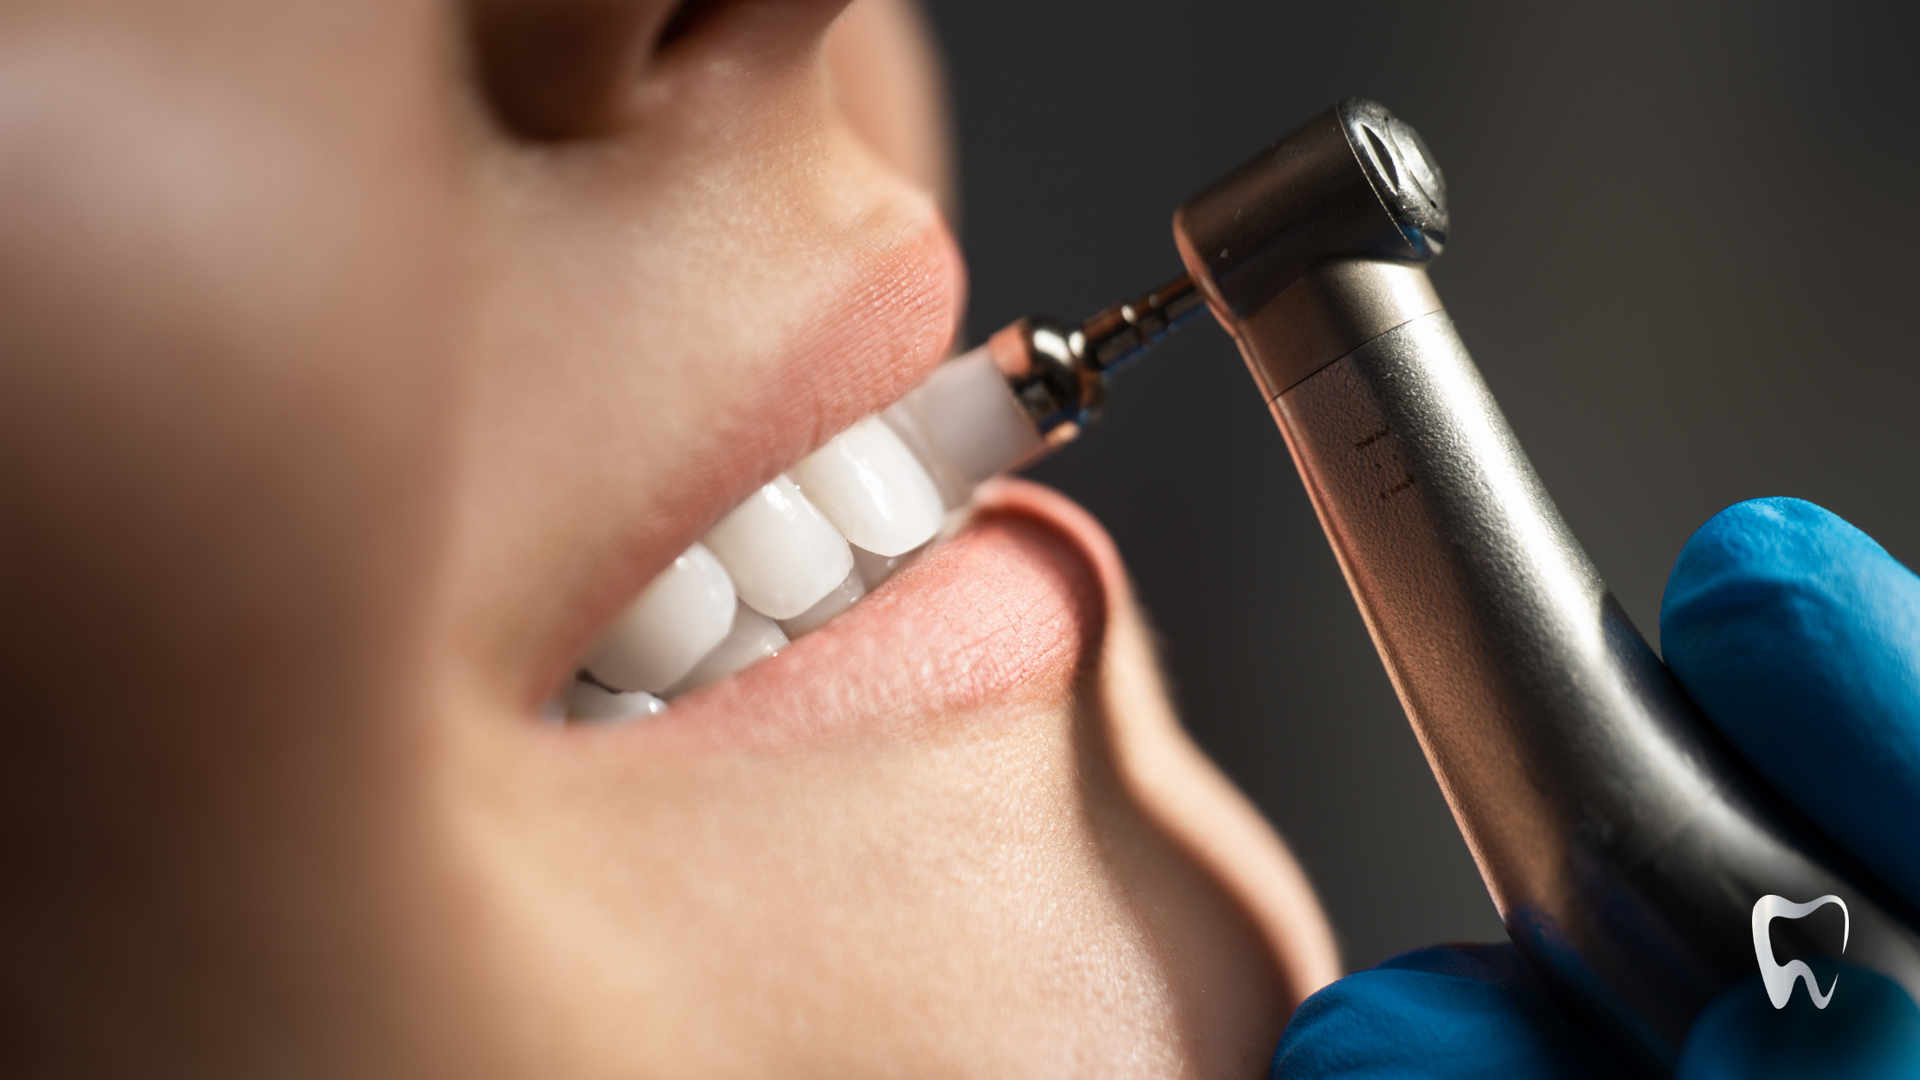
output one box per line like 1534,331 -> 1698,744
1268,310 -> 1920,1071
1228,258 -> 1439,399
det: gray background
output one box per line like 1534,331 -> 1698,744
921,0 -> 1920,970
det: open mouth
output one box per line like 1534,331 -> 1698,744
554,262 -> 1206,723
560,347 -> 1040,722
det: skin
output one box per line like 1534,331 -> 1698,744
0,0 -> 1338,1075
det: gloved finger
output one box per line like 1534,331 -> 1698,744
1658,495 -> 1912,907
1660,497 -> 1920,909
1678,966 -> 1920,1080
1270,944 -> 1629,1079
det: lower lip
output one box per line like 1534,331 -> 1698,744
627,480 -> 1110,751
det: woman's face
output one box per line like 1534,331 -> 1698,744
0,0 -> 1334,1074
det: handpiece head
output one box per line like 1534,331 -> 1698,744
1175,98 -> 1448,322
982,100 -> 1449,450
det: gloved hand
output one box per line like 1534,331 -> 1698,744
1271,498 -> 1920,1078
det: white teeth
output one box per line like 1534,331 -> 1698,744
852,542 -> 921,591
778,567 -> 865,638
585,542 -> 736,693
569,358 -> 1032,721
664,601 -> 788,697
701,475 -> 854,620
789,416 -> 944,557
566,681 -> 669,722
883,346 -> 1045,508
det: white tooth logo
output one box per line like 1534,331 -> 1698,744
1752,894 -> 1849,1009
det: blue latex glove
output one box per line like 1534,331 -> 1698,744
1272,499 -> 1920,1078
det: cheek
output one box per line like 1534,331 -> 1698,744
0,34 -> 466,672
0,11 -> 498,1066
0,12 -> 471,860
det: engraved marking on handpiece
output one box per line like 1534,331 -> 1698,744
1352,425 -> 1414,499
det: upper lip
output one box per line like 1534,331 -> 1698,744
679,209 -> 964,545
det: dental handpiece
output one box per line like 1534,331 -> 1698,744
1159,99 -> 1920,1071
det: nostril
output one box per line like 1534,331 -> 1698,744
654,0 -> 731,52
465,0 -> 749,142
465,0 -> 656,141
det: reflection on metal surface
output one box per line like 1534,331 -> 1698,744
987,271 -> 1205,443
1176,98 -> 1920,1072
1272,313 -> 1920,1068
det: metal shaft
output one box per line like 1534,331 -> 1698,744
987,271 -> 1206,445
1174,100 -> 1920,1072
1271,280 -> 1920,1070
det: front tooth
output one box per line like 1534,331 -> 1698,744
789,416 -> 944,557
702,475 -> 854,619
566,681 -> 669,723
665,601 -> 788,697
883,346 -> 1045,508
585,542 -> 736,693
778,567 -> 865,638
852,542 -> 922,591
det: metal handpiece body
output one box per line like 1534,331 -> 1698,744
1175,100 -> 1920,1071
